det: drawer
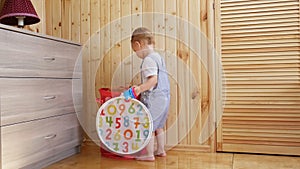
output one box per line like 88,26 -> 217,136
0,28 -> 81,78
0,78 -> 82,126
1,113 -> 82,169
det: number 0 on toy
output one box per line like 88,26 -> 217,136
96,96 -> 153,155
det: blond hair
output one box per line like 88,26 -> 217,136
131,27 -> 155,45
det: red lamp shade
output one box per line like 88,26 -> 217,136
0,0 -> 40,27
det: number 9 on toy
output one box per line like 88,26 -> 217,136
96,96 -> 153,155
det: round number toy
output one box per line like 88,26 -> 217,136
96,96 -> 153,155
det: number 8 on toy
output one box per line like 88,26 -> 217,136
96,96 -> 153,155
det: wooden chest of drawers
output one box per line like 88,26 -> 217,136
0,24 -> 82,169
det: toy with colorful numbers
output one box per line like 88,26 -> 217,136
96,96 -> 153,155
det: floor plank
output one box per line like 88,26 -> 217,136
45,143 -> 232,169
233,153 -> 300,169
45,143 -> 300,169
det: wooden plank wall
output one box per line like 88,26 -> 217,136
36,0 -> 216,152
29,0 -> 46,33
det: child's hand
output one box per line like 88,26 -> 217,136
132,85 -> 141,96
123,87 -> 137,100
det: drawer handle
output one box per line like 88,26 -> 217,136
44,134 -> 57,140
43,95 -> 56,100
43,56 -> 56,61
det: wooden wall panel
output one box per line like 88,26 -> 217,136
90,0 -> 101,141
177,0 -> 190,145
165,0 -> 178,148
52,0 -> 62,37
189,0 -> 202,147
28,0 -> 46,33
110,0 -> 122,88
45,0 -> 52,35
44,0 -> 216,152
71,0 -> 81,43
131,0 -> 143,85
61,0 -> 72,40
121,0 -> 132,87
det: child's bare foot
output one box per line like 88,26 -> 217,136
155,151 -> 166,157
135,156 -> 155,162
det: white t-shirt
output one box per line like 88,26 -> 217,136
141,53 -> 159,90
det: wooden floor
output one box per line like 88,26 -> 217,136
46,143 -> 300,169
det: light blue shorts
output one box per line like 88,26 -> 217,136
141,89 -> 170,131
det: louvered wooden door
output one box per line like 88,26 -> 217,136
216,0 -> 300,155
